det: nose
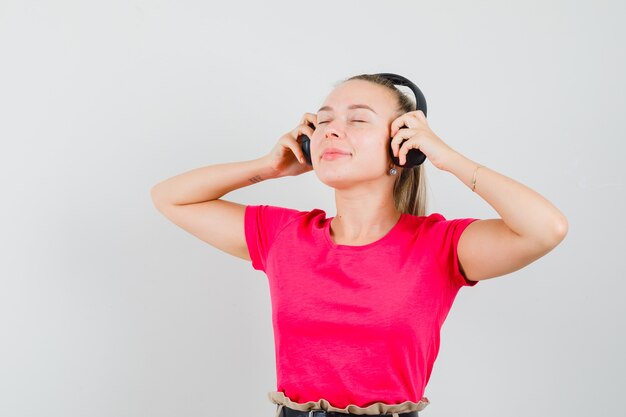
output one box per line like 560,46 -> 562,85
324,130 -> 338,140
323,120 -> 344,140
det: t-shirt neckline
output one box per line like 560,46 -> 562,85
323,213 -> 406,250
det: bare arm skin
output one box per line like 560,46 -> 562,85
149,112 -> 316,261
150,157 -> 279,261
447,151 -> 569,282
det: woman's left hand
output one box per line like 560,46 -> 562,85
390,110 -> 458,171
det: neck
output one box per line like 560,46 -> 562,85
331,192 -> 401,242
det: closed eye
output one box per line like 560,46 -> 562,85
318,120 -> 366,124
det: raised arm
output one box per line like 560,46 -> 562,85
149,112 -> 316,260
389,109 -> 568,282
150,157 -> 279,260
448,152 -> 568,282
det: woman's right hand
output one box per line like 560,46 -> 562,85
263,112 -> 317,178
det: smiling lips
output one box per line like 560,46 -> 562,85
322,147 -> 351,160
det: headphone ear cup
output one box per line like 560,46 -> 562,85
299,135 -> 312,166
389,137 -> 427,168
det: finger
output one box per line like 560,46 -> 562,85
398,138 -> 421,165
298,122 -> 315,140
295,124 -> 315,160
293,119 -> 313,137
291,125 -> 303,139
390,113 -> 408,138
285,136 -> 306,163
390,128 -> 413,157
302,112 -> 318,128
392,112 -> 426,137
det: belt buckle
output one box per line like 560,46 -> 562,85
308,410 -> 328,417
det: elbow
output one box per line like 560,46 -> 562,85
556,215 -> 569,239
546,215 -> 569,248
150,185 -> 159,201
150,185 -> 168,208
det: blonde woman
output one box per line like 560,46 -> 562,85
151,73 -> 568,417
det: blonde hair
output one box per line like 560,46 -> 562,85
341,73 -> 428,217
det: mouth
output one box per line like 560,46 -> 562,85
322,152 -> 351,160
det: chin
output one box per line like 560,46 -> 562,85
314,166 -> 385,190
314,169 -> 354,189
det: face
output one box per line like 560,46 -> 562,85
312,79 -> 401,189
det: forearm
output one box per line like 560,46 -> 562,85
444,151 -> 569,246
150,156 -> 278,205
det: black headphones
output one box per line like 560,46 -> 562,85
299,72 -> 428,168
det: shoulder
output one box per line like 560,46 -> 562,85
404,211 -> 467,224
402,212 -> 478,239
245,204 -> 327,226
401,211 -> 446,229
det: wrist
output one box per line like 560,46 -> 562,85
256,155 -> 281,180
444,151 -> 482,190
442,150 -> 469,173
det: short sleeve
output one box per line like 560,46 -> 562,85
425,213 -> 481,288
244,204 -> 303,272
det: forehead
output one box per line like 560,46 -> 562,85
319,79 -> 396,115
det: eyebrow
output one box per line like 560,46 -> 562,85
317,104 -> 378,115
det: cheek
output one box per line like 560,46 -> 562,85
356,139 -> 391,163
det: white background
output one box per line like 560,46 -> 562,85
1,1 -> 624,416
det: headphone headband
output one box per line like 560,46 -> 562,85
374,73 -> 427,117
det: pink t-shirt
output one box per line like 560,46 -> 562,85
244,204 -> 480,409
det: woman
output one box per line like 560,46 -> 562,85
150,73 -> 568,417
